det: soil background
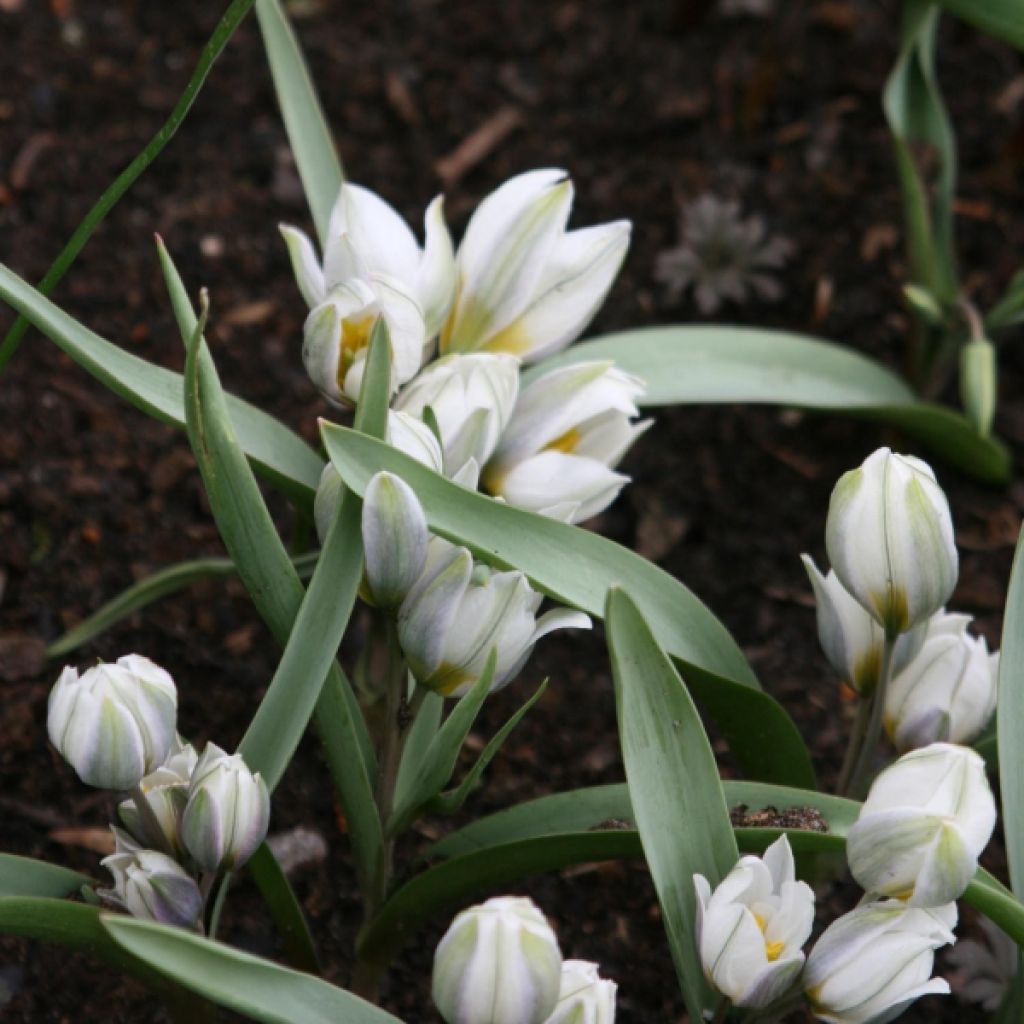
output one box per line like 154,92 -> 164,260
2,0 -> 1024,1020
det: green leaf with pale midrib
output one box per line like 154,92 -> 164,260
321,425 -> 815,788
0,854 -> 91,899
103,916 -> 402,1024
0,264 -> 324,503
526,327 -> 1010,483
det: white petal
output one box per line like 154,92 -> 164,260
418,195 -> 457,337
279,224 -> 326,308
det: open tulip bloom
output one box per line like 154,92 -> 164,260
694,835 -> 815,1009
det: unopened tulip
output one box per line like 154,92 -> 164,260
693,835 -> 815,1009
314,411 -> 443,543
361,471 -> 429,610
804,900 -> 956,1023
117,737 -> 198,855
281,184 -> 455,337
846,743 -> 996,906
398,538 -> 590,697
394,353 -> 520,486
543,960 -> 616,1024
47,655 -> 178,790
433,896 -> 563,1024
302,277 -> 427,405
181,743 -> 270,872
440,169 -> 630,362
885,612 -> 998,752
802,556 -> 926,695
483,361 -> 650,524
825,448 -> 956,635
101,828 -> 203,930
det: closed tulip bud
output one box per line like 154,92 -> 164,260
483,361 -> 651,524
281,184 -> 456,337
439,169 -> 630,363
961,338 -> 996,439
543,961 -> 616,1024
825,448 -> 957,636
802,556 -> 926,695
398,538 -> 591,697
314,411 -> 443,543
846,743 -> 996,906
432,896 -> 563,1024
101,828 -> 203,930
693,835 -> 815,1009
804,900 -> 956,1024
885,612 -> 998,752
302,276 -> 427,406
361,471 -> 429,610
117,738 -> 198,855
47,655 -> 178,790
395,353 -> 520,486
181,743 -> 270,872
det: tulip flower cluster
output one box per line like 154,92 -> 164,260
432,896 -> 616,1024
358,471 -> 590,698
47,655 -> 269,931
285,169 -> 649,526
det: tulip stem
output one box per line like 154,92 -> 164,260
710,998 -> 732,1023
130,786 -> 175,857
836,696 -> 872,797
845,635 -> 898,799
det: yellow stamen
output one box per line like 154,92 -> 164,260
337,316 -> 375,389
543,427 -> 583,455
765,940 -> 785,962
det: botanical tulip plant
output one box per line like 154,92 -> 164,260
3,1 -> 1024,1023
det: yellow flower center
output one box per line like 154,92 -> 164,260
543,427 -> 582,454
337,316 -> 376,388
754,912 -> 784,962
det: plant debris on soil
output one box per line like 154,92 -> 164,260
2,1 -> 1024,1021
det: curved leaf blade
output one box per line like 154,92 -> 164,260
321,426 -> 815,787
607,587 -> 736,1018
934,0 -> 1024,49
0,265 -> 324,502
526,327 -> 1010,482
0,855 -> 91,899
999,525 -> 1024,894
103,916 -> 402,1024
254,0 -> 343,245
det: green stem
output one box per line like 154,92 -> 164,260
208,872 -> 233,939
847,635 -> 898,798
0,0 -> 256,375
711,997 -> 732,1024
836,695 -> 872,798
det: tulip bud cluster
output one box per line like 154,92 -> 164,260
432,896 -> 616,1024
285,169 -> 649,526
360,472 -> 591,698
47,655 -> 270,931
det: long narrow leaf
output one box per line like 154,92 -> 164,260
254,0 -> 343,244
103,917 -> 401,1024
524,327 -> 1010,482
999,526 -> 1024,893
0,0 -> 255,374
47,552 -> 319,659
0,855 -> 91,899
0,265 -> 324,502
394,692 -> 444,812
934,0 -> 1024,49
607,587 -> 736,1018
321,426 -> 815,787
428,780 -> 861,859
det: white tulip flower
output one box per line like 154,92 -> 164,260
394,353 -> 520,486
47,655 -> 178,791
802,556 -> 926,695
542,960 -> 616,1024
804,900 -> 956,1024
361,471 -> 429,610
101,828 -> 203,930
483,361 -> 651,524
117,737 -> 198,855
313,411 -> 443,543
846,743 -> 996,907
439,169 -> 630,362
302,276 -> 427,406
398,538 -> 591,697
281,183 -> 456,337
693,835 -> 815,1009
825,448 -> 957,635
181,743 -> 270,872
885,611 -> 998,752
433,896 -> 563,1024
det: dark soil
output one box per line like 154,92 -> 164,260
2,0 -> 1024,1021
